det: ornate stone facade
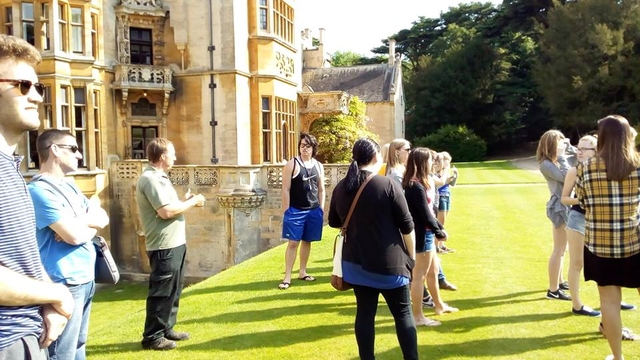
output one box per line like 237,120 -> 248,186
110,162 -> 349,280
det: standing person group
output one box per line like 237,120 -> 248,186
0,34 -> 76,360
329,138 -> 417,360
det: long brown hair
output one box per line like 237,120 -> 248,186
536,130 -> 564,163
597,115 -> 640,181
403,147 -> 432,190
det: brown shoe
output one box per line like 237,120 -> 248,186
166,330 -> 190,341
439,279 -> 458,291
142,337 -> 177,350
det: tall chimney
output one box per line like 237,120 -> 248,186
388,38 -> 396,66
318,28 -> 325,45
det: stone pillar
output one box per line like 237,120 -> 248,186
216,189 -> 267,266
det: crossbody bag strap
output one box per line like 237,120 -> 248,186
31,175 -> 80,217
341,173 -> 375,234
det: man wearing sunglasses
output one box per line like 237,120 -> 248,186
28,129 -> 109,360
0,35 -> 74,360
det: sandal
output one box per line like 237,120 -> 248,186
415,317 -> 441,327
435,303 -> 459,315
278,281 -> 290,290
599,322 -> 640,341
298,275 -> 316,282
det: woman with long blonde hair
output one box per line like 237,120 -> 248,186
560,135 -> 600,316
537,130 -> 575,301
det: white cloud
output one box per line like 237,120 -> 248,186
298,0 -> 502,56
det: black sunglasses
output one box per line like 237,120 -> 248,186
54,144 -> 80,153
0,79 -> 45,96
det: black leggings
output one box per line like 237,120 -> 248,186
352,284 -> 418,360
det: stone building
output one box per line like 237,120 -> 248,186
301,38 -> 405,145
3,0 -> 401,280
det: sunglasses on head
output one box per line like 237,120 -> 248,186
0,79 -> 45,97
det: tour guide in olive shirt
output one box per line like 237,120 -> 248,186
135,138 -> 205,351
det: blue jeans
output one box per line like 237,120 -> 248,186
48,281 -> 95,360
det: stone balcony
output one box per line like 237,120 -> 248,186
112,64 -> 174,115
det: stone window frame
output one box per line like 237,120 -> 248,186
0,0 -> 95,55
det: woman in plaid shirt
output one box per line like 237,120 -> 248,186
575,115 -> 640,360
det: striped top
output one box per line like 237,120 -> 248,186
0,152 -> 45,350
576,157 -> 640,258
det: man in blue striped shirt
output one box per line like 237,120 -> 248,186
0,35 -> 74,360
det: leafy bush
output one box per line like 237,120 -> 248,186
413,125 -> 486,161
310,97 -> 379,163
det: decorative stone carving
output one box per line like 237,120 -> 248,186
194,168 -> 220,187
168,168 -> 189,185
116,162 -> 141,179
275,51 -> 294,77
324,167 -> 332,188
115,10 -> 166,66
122,0 -> 164,8
337,167 -> 348,183
114,64 -> 173,115
217,189 -> 267,216
266,166 -> 283,189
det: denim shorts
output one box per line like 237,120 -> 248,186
438,194 -> 451,211
417,232 -> 435,253
566,210 -> 585,235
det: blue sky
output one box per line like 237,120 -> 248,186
298,0 -> 503,56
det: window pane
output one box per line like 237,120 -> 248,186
21,3 -> 33,20
71,7 -> 81,23
71,26 -> 82,52
74,88 -> 85,104
5,7 -> 12,22
74,106 -> 85,128
76,131 -> 85,167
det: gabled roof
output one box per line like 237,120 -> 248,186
302,64 -> 399,102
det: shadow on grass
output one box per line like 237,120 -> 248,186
444,290 -> 543,311
181,272 -> 335,299
87,341 -> 141,356
361,331 -> 599,360
180,302 -> 355,324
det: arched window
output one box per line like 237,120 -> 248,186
131,97 -> 157,116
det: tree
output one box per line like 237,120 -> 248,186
534,0 -> 640,136
309,97 -> 379,163
329,51 -> 387,67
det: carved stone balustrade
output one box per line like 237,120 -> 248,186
217,189 -> 267,215
113,64 -> 174,115
299,91 -> 350,131
118,0 -> 165,14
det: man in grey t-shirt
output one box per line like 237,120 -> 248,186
136,138 -> 205,351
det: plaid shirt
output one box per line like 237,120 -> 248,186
575,158 -> 640,258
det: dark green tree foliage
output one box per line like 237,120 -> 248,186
309,97 -> 379,163
413,125 -> 487,161
534,0 -> 640,137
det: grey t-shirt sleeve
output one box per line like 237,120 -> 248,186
540,160 -> 569,182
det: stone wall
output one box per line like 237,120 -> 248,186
109,160 -> 349,281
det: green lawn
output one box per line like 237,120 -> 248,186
88,164 -> 640,359
455,160 -> 544,185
